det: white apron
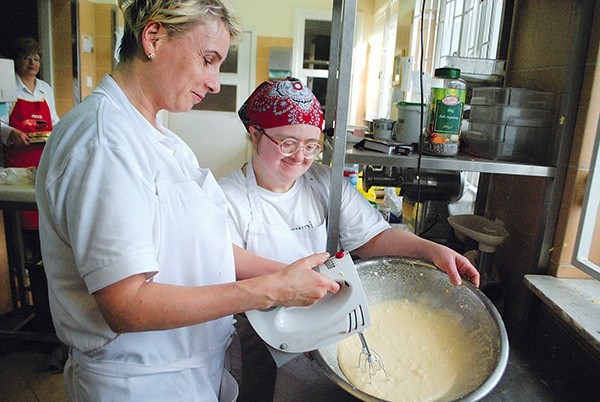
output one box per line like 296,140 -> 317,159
64,140 -> 238,402
245,159 -> 328,264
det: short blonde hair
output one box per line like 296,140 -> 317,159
117,0 -> 243,62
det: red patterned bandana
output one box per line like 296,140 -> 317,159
238,78 -> 324,131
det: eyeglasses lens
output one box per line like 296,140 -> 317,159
279,140 -> 321,158
261,130 -> 321,159
280,140 -> 299,156
23,56 -> 41,63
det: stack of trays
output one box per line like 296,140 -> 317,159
462,87 -> 554,164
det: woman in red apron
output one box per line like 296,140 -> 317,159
5,96 -> 52,170
1,37 -> 59,257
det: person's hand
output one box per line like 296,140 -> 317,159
7,128 -> 30,146
429,244 -> 480,287
268,252 -> 341,307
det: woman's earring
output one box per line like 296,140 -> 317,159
147,52 -> 155,60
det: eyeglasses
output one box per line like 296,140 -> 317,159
21,55 -> 41,63
260,130 -> 322,159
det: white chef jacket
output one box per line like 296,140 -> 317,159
218,161 -> 390,262
0,75 -> 60,144
35,74 -> 237,401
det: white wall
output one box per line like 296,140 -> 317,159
229,0 -> 334,37
166,111 -> 250,180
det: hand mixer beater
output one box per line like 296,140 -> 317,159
358,332 -> 388,380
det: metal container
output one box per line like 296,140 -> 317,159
312,257 -> 509,402
372,118 -> 397,141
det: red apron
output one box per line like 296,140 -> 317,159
4,98 -> 53,229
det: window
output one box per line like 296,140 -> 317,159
379,2 -> 398,119
572,119 -> 600,280
406,0 -> 505,100
435,0 -> 504,60
364,2 -> 398,121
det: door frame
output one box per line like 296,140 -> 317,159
292,8 -> 333,83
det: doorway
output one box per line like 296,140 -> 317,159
292,9 -> 332,117
0,0 -> 39,57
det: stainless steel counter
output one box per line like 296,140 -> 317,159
0,183 -> 37,205
0,182 -> 59,342
344,147 -> 557,177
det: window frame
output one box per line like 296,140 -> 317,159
408,0 -> 505,82
572,117 -> 600,280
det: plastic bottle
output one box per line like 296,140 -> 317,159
424,67 -> 467,157
343,164 -> 359,187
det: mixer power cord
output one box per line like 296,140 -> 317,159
417,213 -> 441,238
414,0 -> 427,238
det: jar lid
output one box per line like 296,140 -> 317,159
435,67 -> 461,79
396,101 -> 425,107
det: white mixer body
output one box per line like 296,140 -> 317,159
246,251 -> 371,353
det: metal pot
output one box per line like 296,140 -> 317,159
312,257 -> 509,402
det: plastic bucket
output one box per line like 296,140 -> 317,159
395,102 -> 425,144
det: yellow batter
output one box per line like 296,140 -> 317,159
337,299 -> 479,402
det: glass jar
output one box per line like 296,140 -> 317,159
424,67 -> 467,157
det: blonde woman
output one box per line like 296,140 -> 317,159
35,2 -> 338,400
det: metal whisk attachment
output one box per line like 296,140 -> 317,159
358,332 -> 388,381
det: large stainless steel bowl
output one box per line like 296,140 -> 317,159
312,257 -> 509,402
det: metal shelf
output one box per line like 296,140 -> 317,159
324,0 -> 356,254
323,0 -> 560,257
344,147 -> 557,177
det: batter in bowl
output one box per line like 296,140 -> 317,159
337,299 -> 480,402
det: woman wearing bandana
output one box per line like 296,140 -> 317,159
219,78 -> 481,400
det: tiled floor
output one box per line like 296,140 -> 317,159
1,308 -> 599,402
0,345 -> 66,402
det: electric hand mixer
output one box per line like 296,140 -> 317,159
246,250 -> 386,374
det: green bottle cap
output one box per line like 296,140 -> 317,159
435,67 -> 461,79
